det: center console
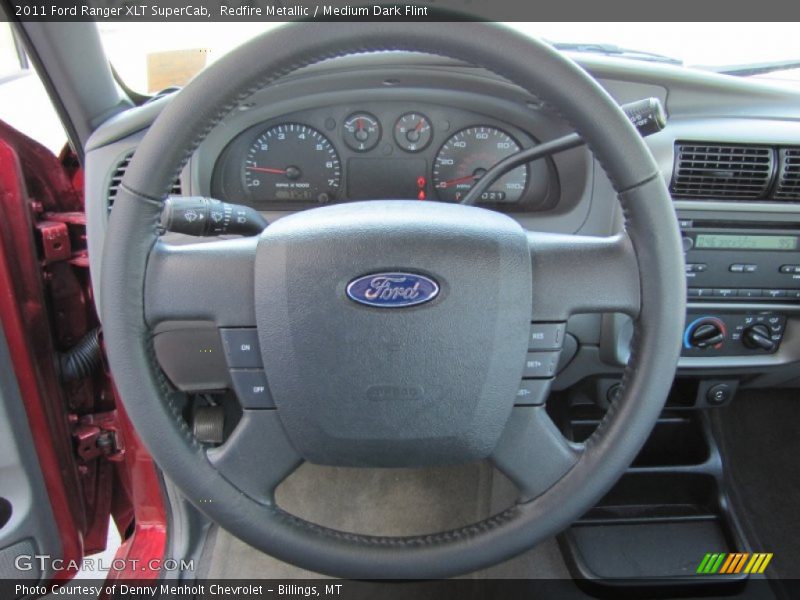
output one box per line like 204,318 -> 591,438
559,208 -> 800,593
679,218 -> 798,362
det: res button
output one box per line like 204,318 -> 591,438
527,322 -> 566,351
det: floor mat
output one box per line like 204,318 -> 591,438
195,452 -> 782,598
714,389 -> 800,582
200,460 -> 571,580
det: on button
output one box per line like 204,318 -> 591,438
220,328 -> 263,368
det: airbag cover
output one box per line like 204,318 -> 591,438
254,201 -> 531,466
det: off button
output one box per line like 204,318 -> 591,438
230,369 -> 274,408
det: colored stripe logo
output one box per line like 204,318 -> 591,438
696,552 -> 773,574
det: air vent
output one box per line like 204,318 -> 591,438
107,150 -> 183,212
671,143 -> 774,200
775,148 -> 800,201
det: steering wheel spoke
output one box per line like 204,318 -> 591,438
528,232 -> 640,321
145,237 -> 257,327
492,406 -> 581,502
207,410 -> 302,503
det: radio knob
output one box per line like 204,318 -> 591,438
688,321 -> 725,349
742,324 -> 776,352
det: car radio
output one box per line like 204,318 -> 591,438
680,219 -> 800,301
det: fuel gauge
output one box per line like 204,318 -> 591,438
343,112 -> 381,152
394,112 -> 433,152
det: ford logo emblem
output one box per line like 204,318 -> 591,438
346,272 -> 439,308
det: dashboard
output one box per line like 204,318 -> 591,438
84,51 -> 800,397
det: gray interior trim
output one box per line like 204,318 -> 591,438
12,22 -> 131,156
675,200 -> 800,214
0,323 -> 61,584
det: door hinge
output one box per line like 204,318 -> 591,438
35,220 -> 71,264
70,411 -> 125,462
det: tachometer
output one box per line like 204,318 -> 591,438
433,126 -> 527,203
244,123 -> 341,203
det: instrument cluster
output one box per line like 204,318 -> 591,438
211,101 -> 557,212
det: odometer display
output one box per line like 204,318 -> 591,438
243,123 -> 341,203
433,127 -> 527,203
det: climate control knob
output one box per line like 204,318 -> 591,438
742,324 -> 776,352
687,319 -> 726,349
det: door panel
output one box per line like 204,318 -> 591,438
0,126 -> 89,588
0,324 -> 63,584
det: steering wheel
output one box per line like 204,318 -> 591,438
101,22 -> 685,579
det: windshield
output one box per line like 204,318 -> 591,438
99,22 -> 800,95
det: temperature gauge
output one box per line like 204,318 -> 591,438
343,112 -> 381,152
394,112 -> 433,152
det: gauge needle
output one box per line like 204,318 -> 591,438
437,174 -> 477,188
246,166 -> 286,174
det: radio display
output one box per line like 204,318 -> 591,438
695,234 -> 799,251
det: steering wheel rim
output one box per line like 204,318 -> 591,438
101,22 -> 685,578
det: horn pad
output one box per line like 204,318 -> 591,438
254,201 -> 532,467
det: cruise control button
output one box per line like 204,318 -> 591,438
514,379 -> 551,406
220,328 -> 262,368
230,369 -> 274,408
527,322 -> 566,351
522,351 -> 560,378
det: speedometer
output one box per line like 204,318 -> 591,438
433,126 -> 527,203
243,123 -> 341,203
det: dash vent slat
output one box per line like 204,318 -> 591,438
671,143 -> 774,200
775,148 -> 800,201
107,150 -> 183,212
